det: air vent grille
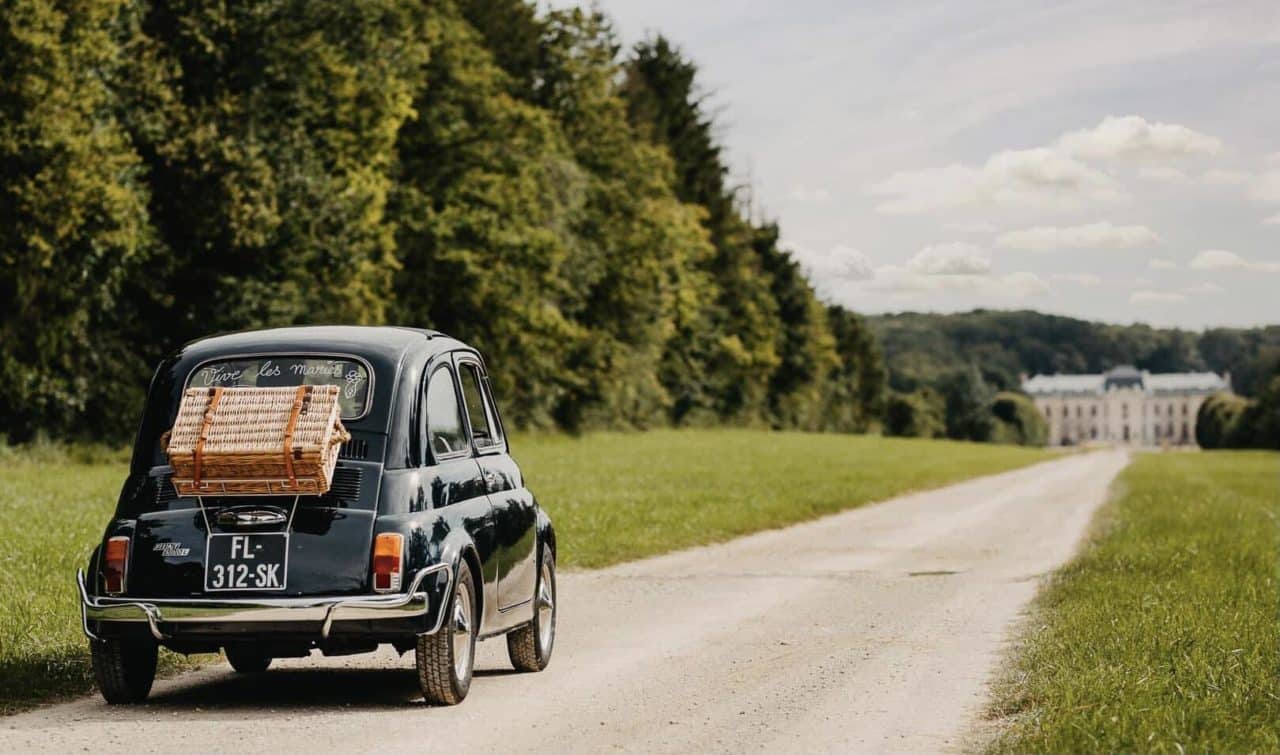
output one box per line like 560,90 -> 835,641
329,467 -> 363,501
155,475 -> 177,507
338,439 -> 369,460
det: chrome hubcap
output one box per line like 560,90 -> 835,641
537,560 -> 555,653
452,582 -> 473,680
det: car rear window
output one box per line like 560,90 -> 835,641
188,355 -> 372,419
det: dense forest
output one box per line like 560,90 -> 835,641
870,311 -> 1280,397
0,0 -> 884,443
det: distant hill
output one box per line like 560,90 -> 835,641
867,310 -> 1280,397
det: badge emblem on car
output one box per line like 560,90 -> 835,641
153,542 -> 191,557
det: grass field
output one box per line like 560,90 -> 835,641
987,451 -> 1280,753
0,430 -> 1045,713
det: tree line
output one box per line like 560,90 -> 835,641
1,0 -> 885,443
870,310 -> 1280,397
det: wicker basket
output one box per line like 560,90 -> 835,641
166,385 -> 350,497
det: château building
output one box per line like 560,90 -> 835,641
1021,366 -> 1230,447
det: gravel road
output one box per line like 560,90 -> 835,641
2,450 -> 1128,754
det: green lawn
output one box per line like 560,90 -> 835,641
0,430 -> 1045,713
987,451 -> 1280,753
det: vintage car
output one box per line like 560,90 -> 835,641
77,326 -> 557,705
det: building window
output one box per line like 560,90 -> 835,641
1076,406 -> 1082,418
1091,428 -> 1097,439
1123,425 -> 1130,441
1062,406 -> 1068,418
1090,406 -> 1097,417
1122,404 -> 1128,418
1182,403 -> 1188,416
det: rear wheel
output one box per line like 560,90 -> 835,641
224,646 -> 272,673
507,548 -> 555,672
416,559 -> 477,705
90,638 -> 158,704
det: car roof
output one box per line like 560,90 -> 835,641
176,325 -> 470,365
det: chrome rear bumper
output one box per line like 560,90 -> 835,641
77,563 -> 452,642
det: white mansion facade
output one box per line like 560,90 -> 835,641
1022,366 -> 1230,447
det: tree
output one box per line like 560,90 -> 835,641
121,0 -> 429,343
883,389 -> 945,438
391,0 -> 588,430
1195,392 -> 1248,449
990,392 -> 1048,446
0,0 -> 154,441
937,366 -> 996,442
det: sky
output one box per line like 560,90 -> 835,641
581,0 -> 1280,329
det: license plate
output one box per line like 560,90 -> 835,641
205,533 -> 288,591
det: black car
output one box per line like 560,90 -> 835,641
78,326 -> 557,705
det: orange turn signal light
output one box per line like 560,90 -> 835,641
103,536 -> 129,594
372,533 -> 403,592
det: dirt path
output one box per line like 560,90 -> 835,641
1,450 -> 1128,754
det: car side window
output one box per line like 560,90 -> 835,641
425,366 -> 467,459
458,361 -> 500,451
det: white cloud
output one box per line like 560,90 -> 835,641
792,243 -> 876,283
862,265 -> 1046,300
1051,273 -> 1104,286
1249,170 -> 1280,204
946,220 -> 999,234
1138,165 -> 1188,182
1203,169 -> 1250,185
905,242 -> 991,276
871,147 -> 1125,214
786,185 -> 832,204
1189,249 -> 1280,272
1184,282 -> 1225,295
1130,290 -> 1186,304
996,221 -> 1158,251
1148,257 -> 1178,270
1054,115 -> 1222,160
1003,272 -> 1051,298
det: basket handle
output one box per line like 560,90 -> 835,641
193,387 -> 223,489
281,385 -> 307,489
330,419 -> 351,446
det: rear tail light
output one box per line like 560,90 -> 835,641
103,536 -> 129,594
372,533 -> 403,593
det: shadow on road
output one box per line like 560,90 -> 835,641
144,667 -> 423,713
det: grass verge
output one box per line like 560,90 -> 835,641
986,450 -> 1280,753
0,430 -> 1045,713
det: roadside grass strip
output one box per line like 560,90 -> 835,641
514,429 -> 1047,569
0,430 -> 1045,712
987,451 -> 1280,753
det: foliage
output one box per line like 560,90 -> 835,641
990,391 -> 1048,447
0,0 -> 154,442
1198,373 -> 1280,449
882,389 -> 945,439
1195,391 -> 1249,449
0,0 -> 885,442
987,451 -> 1280,753
936,365 -> 997,441
871,310 -> 1280,397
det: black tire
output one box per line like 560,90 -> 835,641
90,638 -> 158,704
224,646 -> 272,673
507,548 -> 555,672
416,559 -> 477,705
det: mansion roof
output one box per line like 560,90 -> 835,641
1022,366 -> 1229,396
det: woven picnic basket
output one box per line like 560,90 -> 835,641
165,385 -> 350,496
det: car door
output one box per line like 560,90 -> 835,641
420,360 -> 497,611
455,355 -> 537,613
